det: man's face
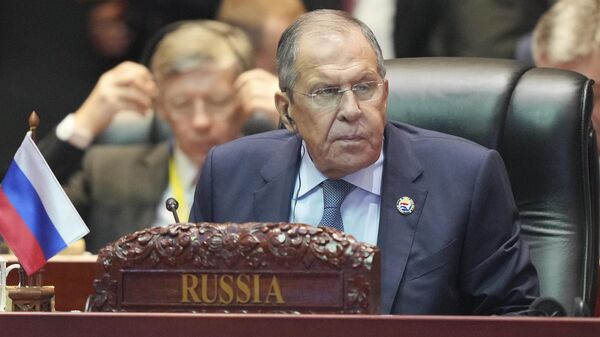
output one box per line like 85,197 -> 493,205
157,66 -> 242,167
277,29 -> 388,179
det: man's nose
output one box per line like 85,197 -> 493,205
337,90 -> 362,122
191,100 -> 211,130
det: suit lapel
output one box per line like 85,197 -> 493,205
378,122 -> 428,314
252,134 -> 302,222
136,142 -> 170,226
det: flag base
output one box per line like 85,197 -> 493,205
7,285 -> 54,312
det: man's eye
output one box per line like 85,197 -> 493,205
170,98 -> 191,109
206,96 -> 231,106
313,87 -> 339,97
353,83 -> 371,93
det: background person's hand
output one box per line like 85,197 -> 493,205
74,61 -> 157,138
234,68 -> 280,126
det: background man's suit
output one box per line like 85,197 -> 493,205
190,121 -> 539,314
40,134 -> 169,252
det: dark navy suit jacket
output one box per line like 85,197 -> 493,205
190,121 -> 539,315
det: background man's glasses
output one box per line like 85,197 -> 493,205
290,81 -> 384,109
166,97 -> 234,122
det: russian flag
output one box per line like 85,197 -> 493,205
0,131 -> 88,275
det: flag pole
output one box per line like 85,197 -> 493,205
28,111 -> 40,143
22,111 -> 43,286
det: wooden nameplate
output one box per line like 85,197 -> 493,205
90,222 -> 380,313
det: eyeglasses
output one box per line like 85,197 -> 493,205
165,96 -> 235,122
289,81 -> 384,109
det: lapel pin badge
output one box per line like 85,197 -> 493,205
396,196 -> 415,215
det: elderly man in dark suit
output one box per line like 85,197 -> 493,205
190,10 -> 539,315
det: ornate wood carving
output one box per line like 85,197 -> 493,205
90,222 -> 380,313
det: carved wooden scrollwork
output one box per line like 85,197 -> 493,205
91,222 -> 380,313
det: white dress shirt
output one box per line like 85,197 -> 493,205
288,142 -> 383,245
151,146 -> 198,227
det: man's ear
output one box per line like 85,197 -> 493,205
382,79 -> 389,114
382,79 -> 389,101
275,91 -> 296,132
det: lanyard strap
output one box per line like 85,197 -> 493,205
168,157 -> 188,222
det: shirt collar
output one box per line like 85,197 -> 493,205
297,140 -> 384,198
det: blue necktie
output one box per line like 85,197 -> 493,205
318,179 -> 356,232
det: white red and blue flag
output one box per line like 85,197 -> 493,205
0,131 -> 88,274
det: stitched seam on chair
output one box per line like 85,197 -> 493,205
579,78 -> 595,303
499,64 -> 531,153
409,134 -> 482,148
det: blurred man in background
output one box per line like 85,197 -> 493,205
40,20 -> 278,252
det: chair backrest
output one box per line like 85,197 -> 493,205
385,57 -> 599,315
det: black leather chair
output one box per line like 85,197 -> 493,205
385,57 -> 599,315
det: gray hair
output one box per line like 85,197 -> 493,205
151,20 -> 254,81
276,9 -> 386,96
533,0 -> 600,64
